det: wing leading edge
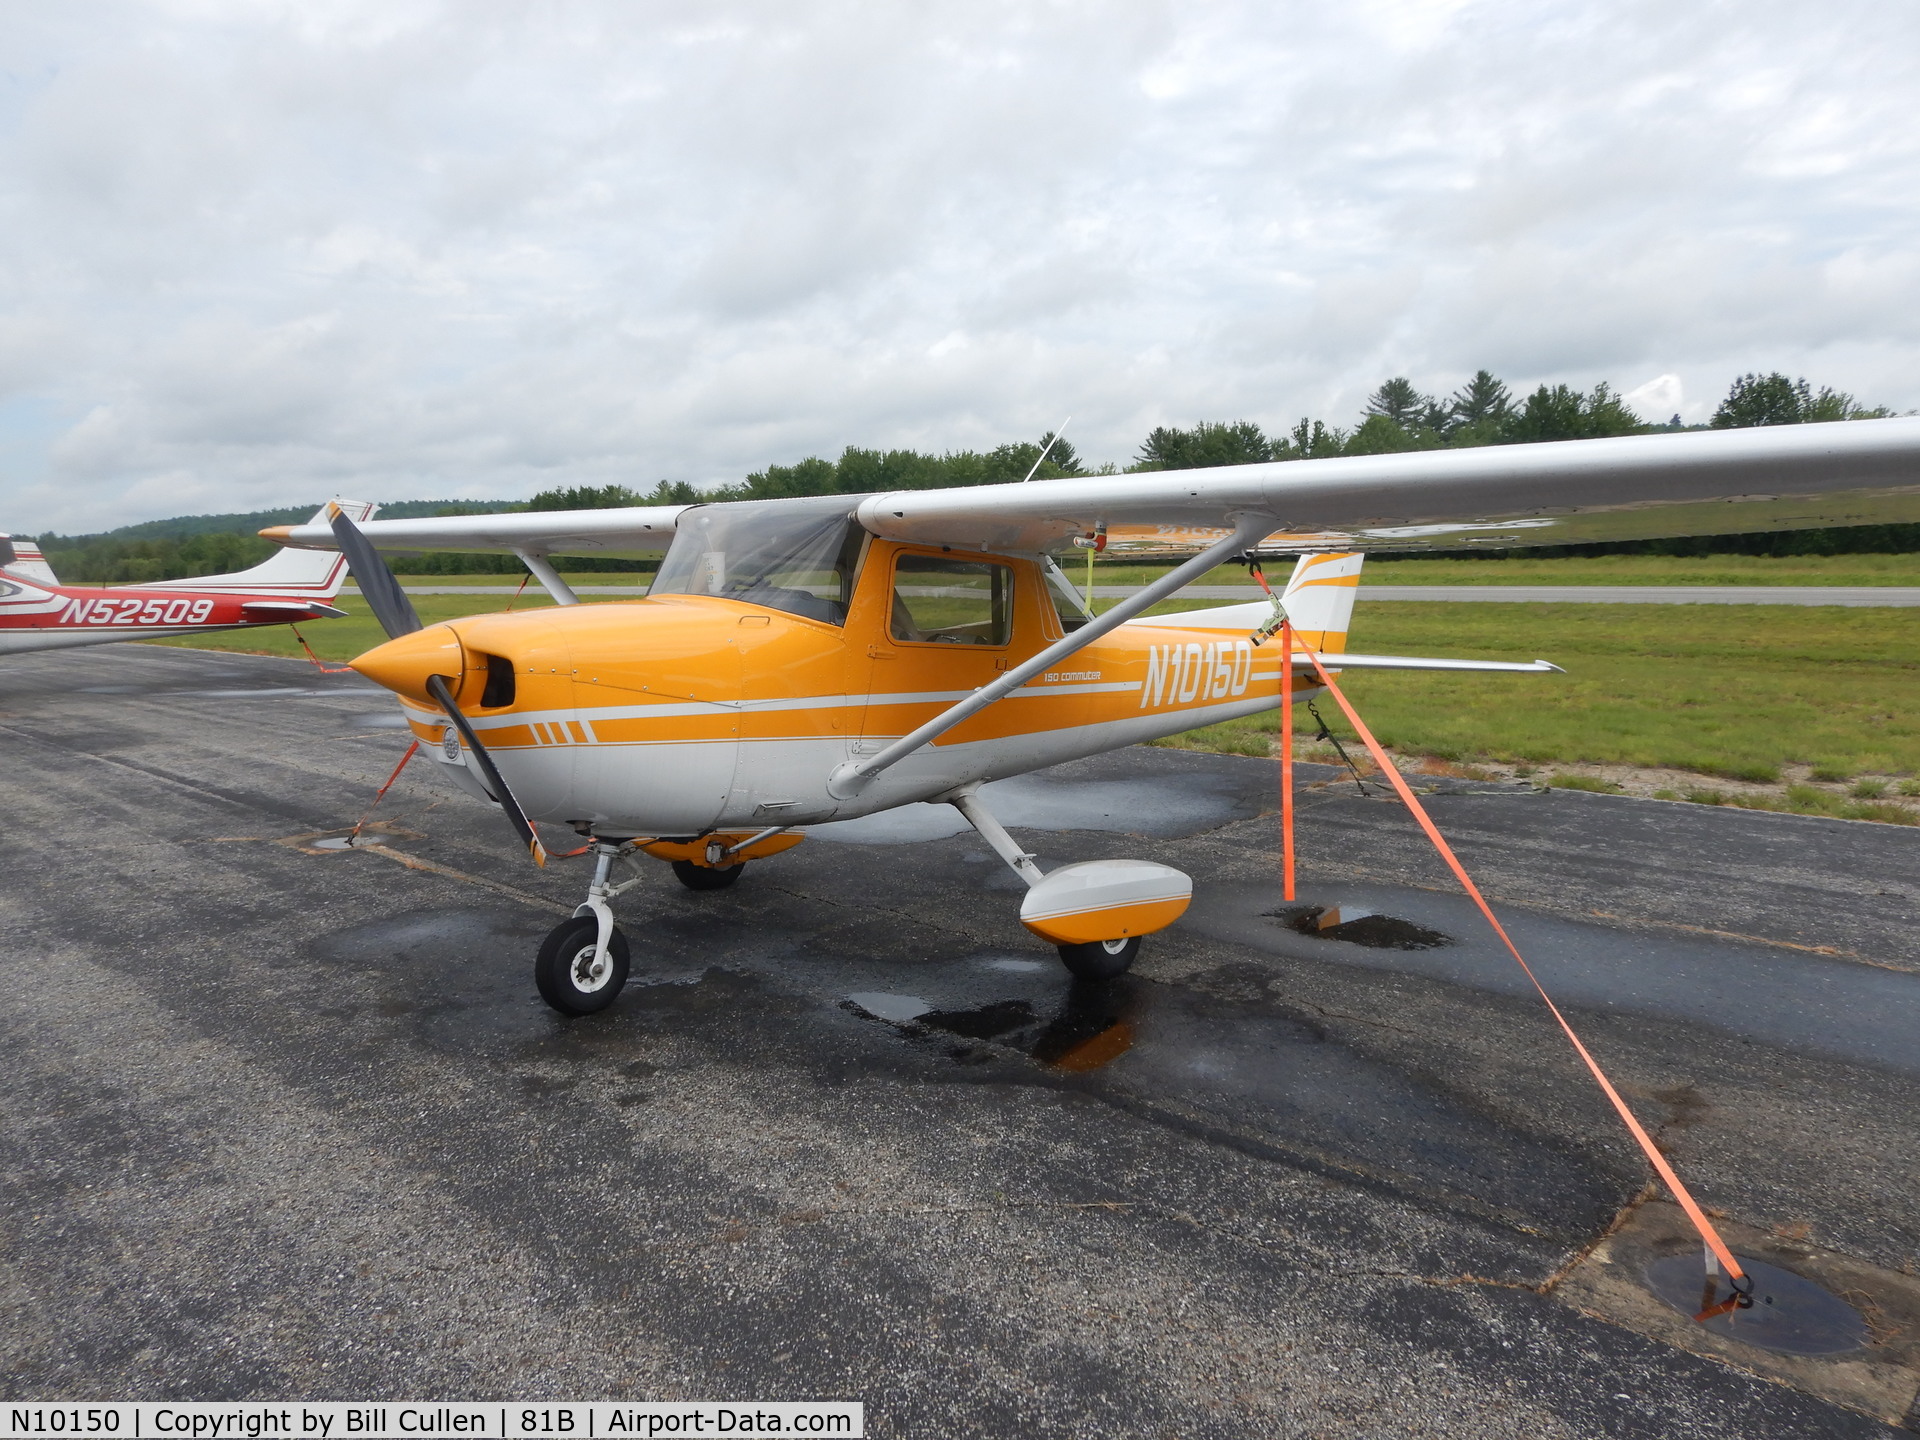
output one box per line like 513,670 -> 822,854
857,416 -> 1920,554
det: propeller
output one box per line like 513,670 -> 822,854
328,503 -> 549,868
328,503 -> 423,638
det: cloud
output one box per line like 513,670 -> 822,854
1,0 -> 1917,531
1623,373 -> 1684,423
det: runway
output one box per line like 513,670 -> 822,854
350,583 -> 1920,606
1,645 -> 1917,1435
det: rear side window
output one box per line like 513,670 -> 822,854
890,555 -> 1012,646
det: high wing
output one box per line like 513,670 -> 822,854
854,416 -> 1920,553
263,418 -> 1920,560
266,506 -> 689,558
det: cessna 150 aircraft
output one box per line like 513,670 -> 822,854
0,502 -> 373,656
265,419 -> 1920,1017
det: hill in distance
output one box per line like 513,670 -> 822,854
96,499 -> 523,544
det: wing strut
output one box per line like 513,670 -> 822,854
513,549 -> 581,606
827,512 -> 1274,798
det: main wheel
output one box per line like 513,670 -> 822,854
1056,935 -> 1141,981
672,859 -> 743,891
535,915 -> 631,1015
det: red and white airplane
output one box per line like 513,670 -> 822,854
0,502 -> 373,657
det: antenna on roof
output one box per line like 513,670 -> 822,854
1019,417 -> 1072,482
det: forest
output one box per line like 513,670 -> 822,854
30,370 -> 1908,582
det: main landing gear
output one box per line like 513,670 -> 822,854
672,858 -> 742,890
946,787 -> 1189,981
1056,936 -> 1142,981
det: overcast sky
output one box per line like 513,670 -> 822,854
2,0 -> 1916,533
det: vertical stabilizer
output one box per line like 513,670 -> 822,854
1280,552 -> 1364,653
0,535 -> 60,586
142,500 -> 378,597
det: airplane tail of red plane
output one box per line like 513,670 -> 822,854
135,500 -> 377,598
1,501 -> 378,598
0,535 -> 60,586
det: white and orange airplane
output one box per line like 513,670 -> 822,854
0,503 -> 373,657
263,419 -> 1920,1015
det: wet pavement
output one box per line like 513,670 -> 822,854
1,646 -> 1917,1436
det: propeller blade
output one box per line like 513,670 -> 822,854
328,502 -> 422,640
425,674 -> 550,868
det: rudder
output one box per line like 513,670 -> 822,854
1279,552 -> 1364,654
142,500 -> 377,597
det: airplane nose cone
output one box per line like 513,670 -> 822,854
349,624 -> 466,704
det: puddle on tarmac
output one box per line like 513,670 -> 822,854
838,964 -> 1604,1223
279,822 -> 423,854
849,984 -> 1136,1072
1643,1253 -> 1869,1356
1268,904 -> 1454,951
846,992 -> 932,1024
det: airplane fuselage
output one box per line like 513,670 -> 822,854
0,575 -> 346,656
359,539 -> 1330,837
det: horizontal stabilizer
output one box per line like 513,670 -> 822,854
1295,651 -> 1562,674
240,600 -> 350,622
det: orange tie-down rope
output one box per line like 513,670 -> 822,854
291,624 -> 357,674
1287,639 -> 1754,1314
1249,566 -> 1297,901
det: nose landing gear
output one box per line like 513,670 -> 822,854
533,831 -> 771,1015
535,914 -> 632,1014
536,838 -> 647,1016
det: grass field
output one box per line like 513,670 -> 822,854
1132,598 -> 1920,822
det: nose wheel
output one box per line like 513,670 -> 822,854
536,915 -> 631,1014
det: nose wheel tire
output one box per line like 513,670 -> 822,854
1056,935 -> 1141,981
672,859 -> 743,891
536,916 -> 631,1015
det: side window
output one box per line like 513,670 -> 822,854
890,555 -> 1012,646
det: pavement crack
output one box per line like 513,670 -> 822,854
1284,996 -> 1419,1035
1539,1182 -> 1658,1296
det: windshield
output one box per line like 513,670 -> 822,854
651,496 -> 867,625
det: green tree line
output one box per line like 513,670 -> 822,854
28,369 -> 1909,581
